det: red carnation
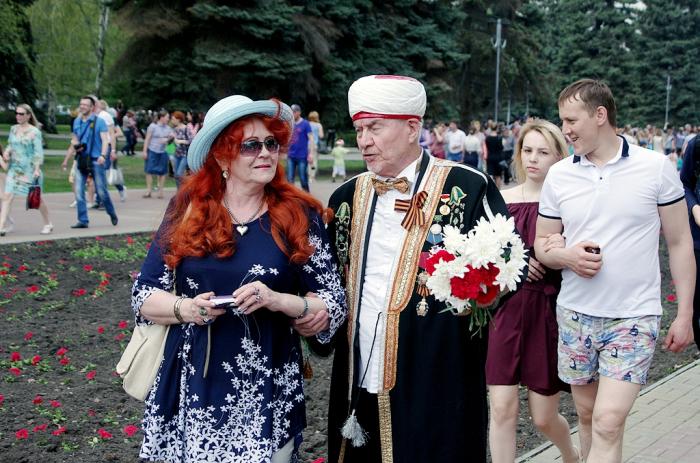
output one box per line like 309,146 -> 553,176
50,400 -> 61,408
72,288 -> 87,297
114,333 -> 126,341
26,285 -> 39,293
23,332 -> 33,341
425,250 -> 456,275
55,347 -> 68,357
123,424 -> 139,437
52,426 -> 66,436
59,357 -> 70,366
10,351 -> 21,362
31,355 -> 41,366
15,428 -> 29,439
33,424 -> 48,432
86,370 -> 96,381
17,265 -> 27,272
450,274 -> 481,300
666,294 -> 677,303
0,393 -> 5,407
97,428 -> 113,439
97,326 -> 105,334
126,236 -> 134,245
9,367 -> 21,376
118,320 -> 128,329
33,395 -> 43,405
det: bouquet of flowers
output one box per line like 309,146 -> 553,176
424,213 -> 527,332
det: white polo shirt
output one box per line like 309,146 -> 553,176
539,136 -> 684,318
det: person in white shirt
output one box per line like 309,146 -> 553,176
444,120 -> 467,162
96,99 -> 126,202
463,125 -> 482,169
535,79 -> 694,463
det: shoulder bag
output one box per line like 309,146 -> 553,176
116,322 -> 170,401
116,270 -> 176,401
26,178 -> 41,210
107,165 -> 124,186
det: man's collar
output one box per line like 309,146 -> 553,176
573,135 -> 629,165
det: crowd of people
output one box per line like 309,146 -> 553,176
1,75 -> 699,463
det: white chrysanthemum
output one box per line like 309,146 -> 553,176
426,265 -> 454,301
446,296 -> 470,313
509,239 -> 527,262
442,225 -> 467,253
462,233 -> 502,268
490,214 -> 518,247
496,258 -> 526,291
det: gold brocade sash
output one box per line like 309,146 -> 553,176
381,164 -> 448,392
341,163 -> 451,463
344,173 -> 376,401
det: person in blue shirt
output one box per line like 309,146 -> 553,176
62,95 -> 118,228
286,104 -> 315,192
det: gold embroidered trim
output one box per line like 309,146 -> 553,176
344,174 -> 375,400
382,164 -> 451,390
378,391 -> 394,463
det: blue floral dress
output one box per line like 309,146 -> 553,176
131,211 -> 346,462
5,125 -> 43,196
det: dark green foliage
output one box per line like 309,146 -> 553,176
635,0 -> 700,126
0,0 -> 40,108
112,0 -> 699,128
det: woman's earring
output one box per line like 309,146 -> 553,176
222,169 -> 229,179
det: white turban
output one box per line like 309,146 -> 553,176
348,75 -> 426,121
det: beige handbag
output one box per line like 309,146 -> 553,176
116,322 -> 170,401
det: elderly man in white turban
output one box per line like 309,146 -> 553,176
312,75 -> 521,463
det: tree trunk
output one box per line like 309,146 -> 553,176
94,1 -> 110,97
45,85 -> 57,134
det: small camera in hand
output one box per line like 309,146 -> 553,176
584,246 -> 601,254
210,295 -> 237,309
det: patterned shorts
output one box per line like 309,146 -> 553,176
557,306 -> 660,385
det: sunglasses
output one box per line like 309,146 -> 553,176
240,137 -> 280,157
15,112 -> 27,116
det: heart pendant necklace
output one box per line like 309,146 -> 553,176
223,196 -> 265,236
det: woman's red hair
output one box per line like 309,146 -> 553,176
162,114 -> 323,269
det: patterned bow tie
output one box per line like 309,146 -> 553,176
371,176 -> 410,195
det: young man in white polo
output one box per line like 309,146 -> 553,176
534,79 -> 695,463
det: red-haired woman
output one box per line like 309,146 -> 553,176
131,96 -> 346,463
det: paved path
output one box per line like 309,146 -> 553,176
518,358 -> 700,463
0,180 -> 338,244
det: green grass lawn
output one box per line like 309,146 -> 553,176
39,156 -> 367,193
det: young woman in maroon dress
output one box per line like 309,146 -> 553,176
486,120 -> 581,463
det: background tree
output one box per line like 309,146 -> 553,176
28,0 -> 128,131
542,0 -> 645,124
0,0 -> 40,112
636,0 -> 700,127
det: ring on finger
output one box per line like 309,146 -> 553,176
255,294 -> 261,303
254,287 -> 260,296
199,306 -> 208,317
